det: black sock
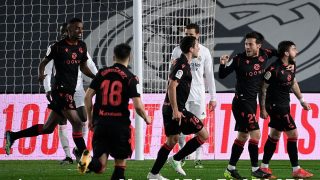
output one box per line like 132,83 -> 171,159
287,138 -> 299,167
72,132 -> 86,153
88,157 -> 103,173
173,136 -> 204,161
11,124 -> 44,140
248,139 -> 259,167
150,143 -> 173,174
262,136 -> 278,164
229,139 -> 245,166
111,166 -> 125,180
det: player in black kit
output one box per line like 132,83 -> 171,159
4,18 -> 95,159
78,43 -> 151,180
259,41 -> 313,179
147,36 -> 209,180
219,31 -> 278,179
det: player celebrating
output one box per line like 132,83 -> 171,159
147,36 -> 209,180
78,43 -> 151,180
219,31 -> 277,179
5,18 -> 95,159
171,23 -> 217,168
259,40 -> 313,179
43,23 -> 98,164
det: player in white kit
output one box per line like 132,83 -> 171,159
171,23 -> 217,168
43,23 -> 98,164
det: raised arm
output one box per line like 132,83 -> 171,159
218,54 -> 235,79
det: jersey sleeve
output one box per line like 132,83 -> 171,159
203,48 -> 217,101
263,65 -> 276,84
45,43 -> 57,60
43,60 -> 54,92
169,62 -> 187,83
82,52 -> 98,84
89,69 -> 102,91
128,76 -> 140,98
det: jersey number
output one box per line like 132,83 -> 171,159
101,80 -> 122,106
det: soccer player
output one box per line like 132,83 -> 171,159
43,23 -> 98,164
171,23 -> 217,168
259,41 -> 313,178
5,18 -> 95,159
78,43 -> 151,180
147,36 -> 209,180
219,31 -> 278,179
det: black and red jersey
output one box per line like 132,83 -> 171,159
219,49 -> 277,100
164,54 -> 192,111
45,38 -> 88,91
90,63 -> 140,125
264,60 -> 296,106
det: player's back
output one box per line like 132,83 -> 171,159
92,63 -> 138,126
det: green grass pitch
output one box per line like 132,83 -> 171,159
0,160 -> 319,179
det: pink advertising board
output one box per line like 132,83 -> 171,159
0,93 -> 319,160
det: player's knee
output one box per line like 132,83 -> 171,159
198,128 -> 209,141
237,132 -> 249,142
166,135 -> 179,147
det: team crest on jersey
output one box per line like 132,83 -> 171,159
287,74 -> 292,81
72,53 -> 77,60
245,60 -> 250,64
65,48 -> 69,52
264,71 -> 272,80
254,64 -> 260,71
175,70 -> 183,79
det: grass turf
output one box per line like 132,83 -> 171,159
0,160 -> 319,180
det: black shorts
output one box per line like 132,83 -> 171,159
92,121 -> 132,159
162,106 -> 204,136
232,97 -> 259,133
266,104 -> 296,131
48,88 -> 76,114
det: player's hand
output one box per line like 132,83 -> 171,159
172,110 -> 185,125
144,116 -> 152,125
88,119 -> 94,131
301,101 -> 311,110
46,91 -> 52,102
220,55 -> 230,65
260,108 -> 269,119
38,74 -> 47,83
208,100 -> 217,111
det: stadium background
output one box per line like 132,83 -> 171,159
0,0 -> 320,160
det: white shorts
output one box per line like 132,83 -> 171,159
185,101 -> 206,120
74,89 -> 85,108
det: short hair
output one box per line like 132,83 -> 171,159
245,31 -> 264,44
179,36 -> 197,54
278,40 -> 296,58
60,23 -> 68,35
185,23 -> 200,34
114,43 -> 131,61
68,18 -> 82,25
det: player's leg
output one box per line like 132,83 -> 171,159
283,114 -> 313,178
63,109 -> 86,159
58,118 -> 73,164
76,106 -> 88,140
112,159 -> 126,180
5,110 -> 61,155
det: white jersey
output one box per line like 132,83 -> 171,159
171,44 -> 217,103
44,45 -> 98,107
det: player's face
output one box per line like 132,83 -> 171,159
68,22 -> 83,40
185,28 -> 200,40
245,38 -> 261,57
191,40 -> 200,58
287,45 -> 298,63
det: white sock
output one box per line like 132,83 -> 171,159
227,165 -> 236,170
252,166 -> 259,172
261,163 -> 269,168
292,166 -> 300,172
178,133 -> 186,150
82,121 -> 88,141
195,145 -> 202,161
59,125 -> 71,158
